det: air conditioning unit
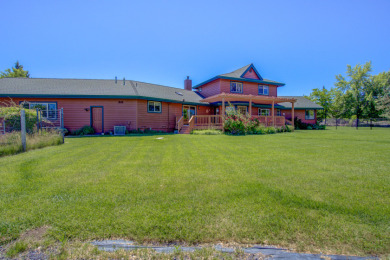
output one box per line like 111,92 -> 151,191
114,126 -> 126,136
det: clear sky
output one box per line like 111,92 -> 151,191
1,0 -> 389,96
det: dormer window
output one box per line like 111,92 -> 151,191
230,82 -> 243,93
258,85 -> 269,95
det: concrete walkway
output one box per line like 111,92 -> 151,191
91,240 -> 377,259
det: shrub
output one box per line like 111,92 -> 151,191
265,127 -> 276,134
192,129 -> 222,135
72,125 -> 95,135
0,106 -> 38,133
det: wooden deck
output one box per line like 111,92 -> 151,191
177,115 -> 287,134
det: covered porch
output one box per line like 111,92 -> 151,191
177,93 -> 296,133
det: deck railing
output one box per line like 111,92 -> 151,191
176,116 -> 184,132
177,115 -> 286,133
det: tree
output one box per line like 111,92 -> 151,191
305,86 -> 336,124
375,71 -> 390,118
334,61 -> 380,129
0,61 -> 30,78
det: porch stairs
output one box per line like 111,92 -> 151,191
179,125 -> 191,134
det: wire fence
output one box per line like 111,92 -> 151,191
0,108 -> 64,134
319,118 -> 390,128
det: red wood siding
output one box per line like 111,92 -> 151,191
196,105 -> 212,115
136,100 -> 182,131
0,97 -> 184,132
281,109 -> 317,124
219,79 -> 277,97
198,79 -> 221,98
242,69 -> 260,79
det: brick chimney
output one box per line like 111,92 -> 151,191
184,76 -> 192,91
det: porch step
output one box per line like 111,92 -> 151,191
179,125 -> 191,134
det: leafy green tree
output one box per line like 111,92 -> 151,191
0,61 -> 30,78
375,71 -> 390,118
305,86 -> 336,124
334,61 -> 381,128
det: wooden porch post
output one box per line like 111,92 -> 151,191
249,97 -> 252,116
272,100 -> 275,127
291,102 -> 295,130
222,97 -> 225,132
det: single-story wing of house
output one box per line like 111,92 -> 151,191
0,64 -> 323,134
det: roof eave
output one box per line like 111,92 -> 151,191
0,94 -> 208,106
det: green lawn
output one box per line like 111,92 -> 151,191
0,127 -> 389,256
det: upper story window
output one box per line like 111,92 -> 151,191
148,101 -> 162,113
305,110 -> 315,120
230,82 -> 243,93
258,85 -> 269,95
22,101 -> 57,119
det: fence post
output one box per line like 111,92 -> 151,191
36,108 -> 39,132
60,108 -> 65,143
21,110 -> 27,152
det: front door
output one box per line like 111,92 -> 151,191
91,106 -> 104,133
183,105 -> 196,124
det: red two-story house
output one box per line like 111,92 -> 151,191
0,64 -> 322,134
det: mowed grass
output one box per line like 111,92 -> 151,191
0,127 -> 389,256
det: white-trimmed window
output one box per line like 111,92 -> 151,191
237,106 -> 247,114
305,110 -> 315,120
230,82 -> 243,93
226,106 -> 235,114
258,85 -> 269,95
148,101 -> 162,113
23,102 -> 57,119
277,109 -> 281,116
259,108 -> 270,116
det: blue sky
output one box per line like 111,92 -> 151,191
1,0 -> 389,96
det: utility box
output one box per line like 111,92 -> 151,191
114,126 -> 126,136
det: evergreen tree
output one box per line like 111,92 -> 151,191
0,61 -> 30,78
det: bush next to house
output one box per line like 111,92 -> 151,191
294,117 -> 325,130
223,104 -> 291,135
72,125 -> 95,135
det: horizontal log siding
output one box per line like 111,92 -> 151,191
281,109 -> 317,124
0,97 -> 185,132
220,79 -> 277,97
198,79 -> 221,98
0,97 -> 138,132
196,105 -> 212,115
137,100 -> 182,132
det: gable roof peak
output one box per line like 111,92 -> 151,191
220,63 -> 263,80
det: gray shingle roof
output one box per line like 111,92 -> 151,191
193,64 -> 285,88
220,64 -> 252,78
278,96 -> 323,109
0,78 -> 205,105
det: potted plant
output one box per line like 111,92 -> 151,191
183,109 -> 188,124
